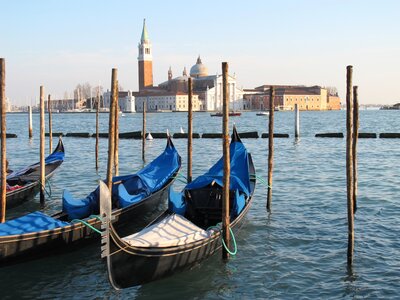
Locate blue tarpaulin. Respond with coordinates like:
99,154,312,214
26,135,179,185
63,138,181,218
0,211,69,236
185,140,251,196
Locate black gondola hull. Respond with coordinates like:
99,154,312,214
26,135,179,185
107,199,252,288
0,174,175,265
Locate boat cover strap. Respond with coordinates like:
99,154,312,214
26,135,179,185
122,214,212,247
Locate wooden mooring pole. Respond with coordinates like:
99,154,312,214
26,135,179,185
28,105,33,138
222,62,231,260
187,78,193,183
95,87,100,170
353,86,359,214
48,94,52,153
346,65,354,266
40,86,45,206
142,97,147,162
0,58,6,222
106,69,117,192
114,82,119,176
294,103,300,138
266,87,275,212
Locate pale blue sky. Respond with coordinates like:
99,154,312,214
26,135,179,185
1,0,399,105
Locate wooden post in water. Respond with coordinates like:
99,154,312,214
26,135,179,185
353,86,359,214
187,78,193,183
142,97,147,162
222,62,231,260
48,94,53,153
95,87,99,170
39,86,45,206
28,105,33,139
0,58,6,223
294,103,300,138
266,87,275,212
106,69,117,192
346,65,354,266
114,82,119,176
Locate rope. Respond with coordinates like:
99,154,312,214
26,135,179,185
173,172,187,184
250,173,272,189
39,180,52,198
221,226,237,256
71,219,102,234
89,214,103,222
207,223,238,256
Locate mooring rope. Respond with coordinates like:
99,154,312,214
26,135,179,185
207,223,238,256
71,217,102,234
250,173,272,188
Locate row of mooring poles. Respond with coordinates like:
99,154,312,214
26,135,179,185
0,58,6,223
346,65,359,266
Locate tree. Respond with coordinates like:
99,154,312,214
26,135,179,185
325,86,338,96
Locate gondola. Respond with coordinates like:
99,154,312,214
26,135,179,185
101,126,256,288
0,137,181,265
6,137,65,209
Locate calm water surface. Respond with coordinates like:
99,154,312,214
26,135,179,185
0,110,399,299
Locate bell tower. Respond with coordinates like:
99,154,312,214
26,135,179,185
138,19,153,91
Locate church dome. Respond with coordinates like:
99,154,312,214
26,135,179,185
190,56,208,78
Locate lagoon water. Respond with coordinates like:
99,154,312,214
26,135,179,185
0,110,399,299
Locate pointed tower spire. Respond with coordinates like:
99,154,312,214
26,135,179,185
182,66,187,76
138,19,153,91
141,18,149,43
168,66,172,81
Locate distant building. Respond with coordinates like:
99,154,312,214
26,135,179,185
131,19,244,112
244,85,341,111
103,90,136,112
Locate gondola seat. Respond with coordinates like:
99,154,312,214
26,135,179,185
117,176,150,208
0,211,68,236
122,214,212,247
62,190,97,220
185,187,245,228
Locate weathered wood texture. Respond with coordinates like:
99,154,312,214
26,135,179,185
222,62,230,260
266,87,275,212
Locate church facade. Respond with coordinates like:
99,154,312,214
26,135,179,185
129,20,245,112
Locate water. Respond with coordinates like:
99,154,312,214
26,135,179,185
1,110,399,299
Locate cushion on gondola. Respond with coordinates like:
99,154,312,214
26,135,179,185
233,189,245,217
168,188,186,215
118,183,148,208
122,214,211,247
62,189,93,220
0,211,69,236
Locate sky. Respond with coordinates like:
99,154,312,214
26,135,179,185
1,0,399,106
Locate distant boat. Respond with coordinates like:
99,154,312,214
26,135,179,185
180,127,184,134
210,112,241,117
256,111,269,116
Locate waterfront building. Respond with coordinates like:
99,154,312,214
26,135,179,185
103,90,136,112
244,85,341,111
132,20,244,112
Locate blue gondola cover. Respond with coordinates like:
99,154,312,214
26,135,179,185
62,139,181,218
0,211,69,236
